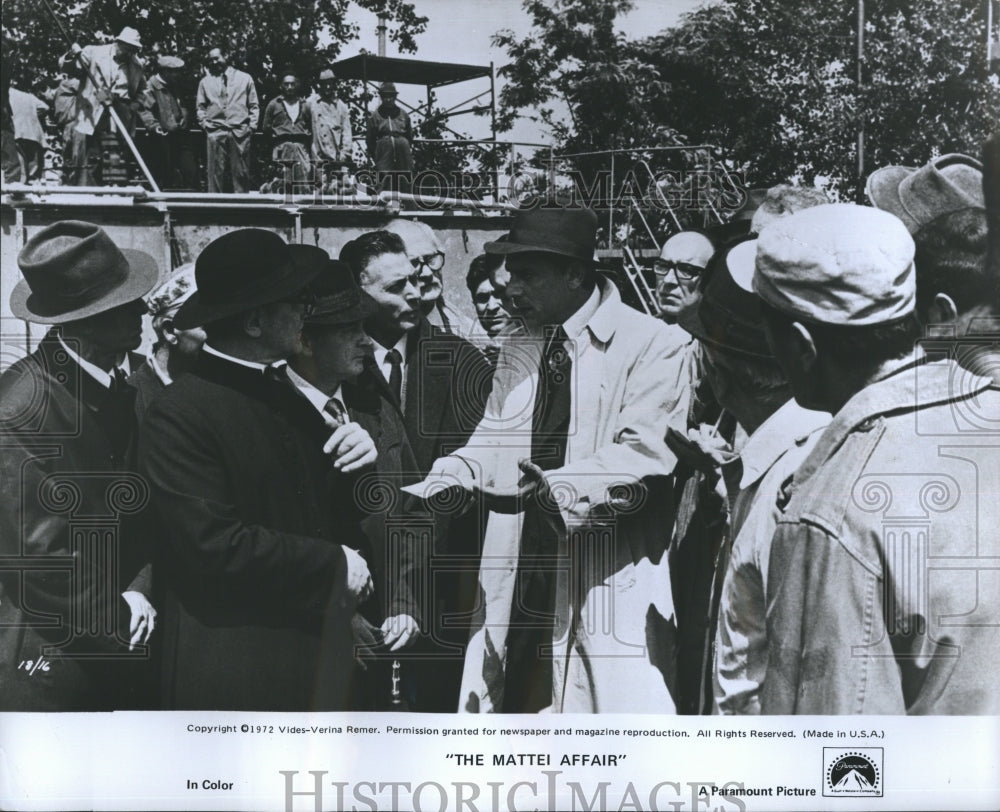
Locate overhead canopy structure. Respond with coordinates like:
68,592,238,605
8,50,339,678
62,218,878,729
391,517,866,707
330,53,496,139
331,54,491,88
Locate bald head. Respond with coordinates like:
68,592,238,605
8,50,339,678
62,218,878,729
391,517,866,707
384,219,445,310
655,231,716,325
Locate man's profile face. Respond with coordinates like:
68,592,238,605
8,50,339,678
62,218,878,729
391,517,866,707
359,252,422,340
69,298,147,355
207,49,227,75
307,321,372,381
503,252,575,329
387,222,445,306
655,232,714,324
472,278,510,338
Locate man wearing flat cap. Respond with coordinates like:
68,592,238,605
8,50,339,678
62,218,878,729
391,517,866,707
139,230,374,710
754,203,1000,715
309,68,353,193
59,26,149,186
425,205,690,713
366,81,413,193
139,55,197,190
0,221,159,710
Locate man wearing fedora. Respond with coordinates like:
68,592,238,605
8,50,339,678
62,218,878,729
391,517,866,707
754,204,1000,715
0,221,159,710
59,26,149,186
287,262,425,708
139,229,374,710
867,153,999,383
365,81,413,193
425,205,690,713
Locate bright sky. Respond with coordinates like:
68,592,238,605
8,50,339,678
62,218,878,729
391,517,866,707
341,0,707,145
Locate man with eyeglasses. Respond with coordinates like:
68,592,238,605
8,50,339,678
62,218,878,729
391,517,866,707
654,230,716,328
384,218,477,340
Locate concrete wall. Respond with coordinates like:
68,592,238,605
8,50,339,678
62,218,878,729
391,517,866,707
1,201,510,367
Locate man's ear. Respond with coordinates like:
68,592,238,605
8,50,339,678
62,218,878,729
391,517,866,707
565,261,590,291
926,292,959,326
789,321,819,373
161,318,179,346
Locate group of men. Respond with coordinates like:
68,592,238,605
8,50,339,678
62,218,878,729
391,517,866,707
11,25,414,193
1,141,997,715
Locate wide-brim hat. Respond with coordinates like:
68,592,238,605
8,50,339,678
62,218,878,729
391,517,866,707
173,231,327,329
687,237,773,359
10,220,158,324
865,153,983,234
484,206,598,264
304,260,378,325
157,55,184,70
116,27,143,50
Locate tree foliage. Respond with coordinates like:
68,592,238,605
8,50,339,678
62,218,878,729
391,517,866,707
494,0,1000,198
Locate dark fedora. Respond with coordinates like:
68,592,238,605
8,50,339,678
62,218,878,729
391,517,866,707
378,81,398,94
304,260,377,326
687,236,773,360
173,230,327,329
10,220,158,324
484,207,598,264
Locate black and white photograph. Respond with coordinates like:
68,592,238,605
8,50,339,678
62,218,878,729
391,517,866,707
1,0,998,809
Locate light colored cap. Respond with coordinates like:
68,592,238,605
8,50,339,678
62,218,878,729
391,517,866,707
753,203,915,326
146,263,197,319
116,27,143,49
157,55,184,70
318,68,336,82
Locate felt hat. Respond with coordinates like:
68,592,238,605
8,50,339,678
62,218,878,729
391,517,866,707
304,261,378,325
484,206,598,264
173,230,327,329
11,220,158,324
865,154,984,235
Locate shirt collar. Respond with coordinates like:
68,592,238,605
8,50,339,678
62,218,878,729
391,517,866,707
149,353,172,386
373,333,409,369
561,285,601,341
285,365,336,410
738,398,831,490
202,343,272,372
57,335,130,389
579,276,622,345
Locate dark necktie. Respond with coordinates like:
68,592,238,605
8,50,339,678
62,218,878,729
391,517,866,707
504,325,572,713
531,326,572,471
385,348,403,406
109,366,128,393
323,396,348,427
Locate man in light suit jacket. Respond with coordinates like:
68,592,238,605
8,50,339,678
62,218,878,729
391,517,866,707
427,205,691,713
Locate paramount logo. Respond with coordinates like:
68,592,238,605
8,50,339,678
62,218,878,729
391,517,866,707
823,748,883,797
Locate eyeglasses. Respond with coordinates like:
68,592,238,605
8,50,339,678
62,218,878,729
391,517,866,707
653,260,704,281
410,252,445,272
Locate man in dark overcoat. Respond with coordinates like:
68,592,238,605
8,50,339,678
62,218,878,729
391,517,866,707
139,229,374,710
0,220,159,710
340,230,494,711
